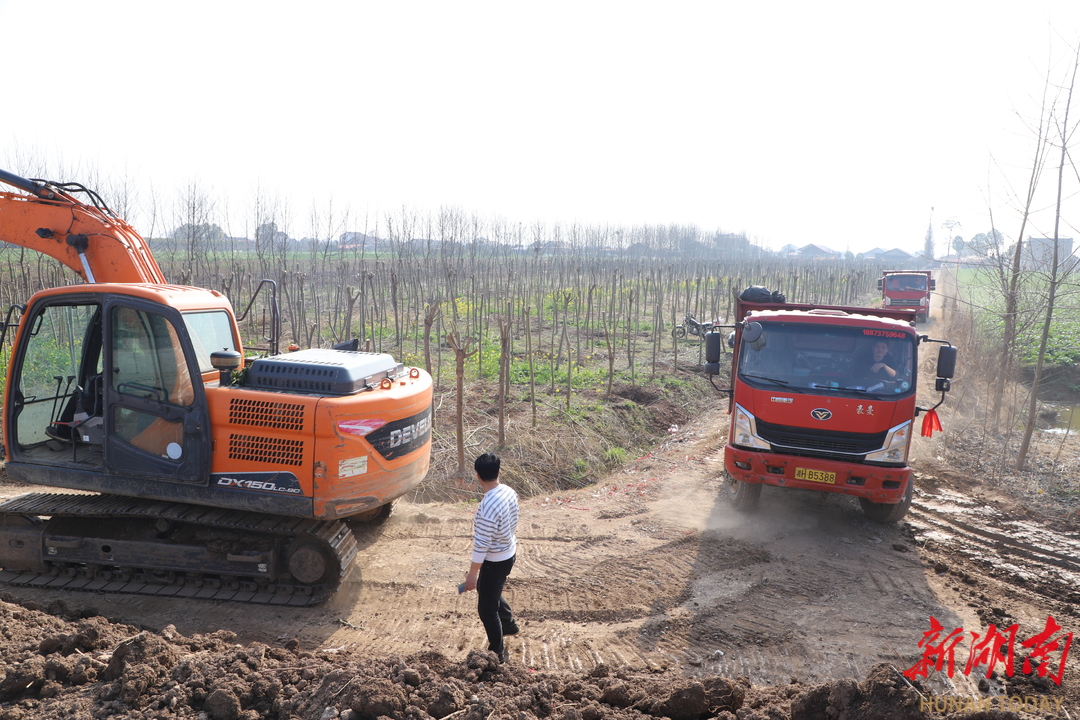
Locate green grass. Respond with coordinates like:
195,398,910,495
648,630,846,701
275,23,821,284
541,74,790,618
955,267,1080,365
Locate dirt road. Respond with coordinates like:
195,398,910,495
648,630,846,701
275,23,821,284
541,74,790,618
4,397,1075,703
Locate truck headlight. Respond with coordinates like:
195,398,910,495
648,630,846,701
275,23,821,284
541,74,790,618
864,421,911,465
883,297,892,306
919,296,928,306
733,404,771,451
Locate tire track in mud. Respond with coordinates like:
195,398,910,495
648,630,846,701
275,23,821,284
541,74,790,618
338,512,712,672
9,414,1078,693
908,488,1080,614
676,500,948,685
333,486,961,687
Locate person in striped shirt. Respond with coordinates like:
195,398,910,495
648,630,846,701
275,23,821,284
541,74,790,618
462,452,519,663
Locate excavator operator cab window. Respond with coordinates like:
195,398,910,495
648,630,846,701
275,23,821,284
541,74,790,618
109,306,194,459
11,302,100,456
182,310,237,374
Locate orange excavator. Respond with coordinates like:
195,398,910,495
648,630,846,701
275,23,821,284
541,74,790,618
0,169,433,604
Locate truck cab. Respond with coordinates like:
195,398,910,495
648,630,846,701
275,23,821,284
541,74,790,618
878,270,935,323
707,293,956,523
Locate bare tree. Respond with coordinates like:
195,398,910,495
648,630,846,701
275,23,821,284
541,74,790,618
1017,44,1080,470
446,332,477,477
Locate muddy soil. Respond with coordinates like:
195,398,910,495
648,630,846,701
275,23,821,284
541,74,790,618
0,398,1076,719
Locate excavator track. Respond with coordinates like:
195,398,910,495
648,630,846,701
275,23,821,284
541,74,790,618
0,493,358,606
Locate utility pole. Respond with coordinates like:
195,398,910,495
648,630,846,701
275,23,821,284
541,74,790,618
942,217,962,258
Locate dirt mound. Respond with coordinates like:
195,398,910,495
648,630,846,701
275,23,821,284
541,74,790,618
0,594,1036,720
612,382,691,433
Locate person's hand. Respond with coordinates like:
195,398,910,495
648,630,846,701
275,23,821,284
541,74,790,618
464,571,478,592
871,362,894,377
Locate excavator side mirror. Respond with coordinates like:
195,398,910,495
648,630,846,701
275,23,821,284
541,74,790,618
211,349,244,385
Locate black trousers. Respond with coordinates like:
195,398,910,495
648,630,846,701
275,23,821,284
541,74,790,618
476,555,515,652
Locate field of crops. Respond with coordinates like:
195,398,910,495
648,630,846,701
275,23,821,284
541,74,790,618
0,239,890,487
953,264,1080,366
1,242,887,391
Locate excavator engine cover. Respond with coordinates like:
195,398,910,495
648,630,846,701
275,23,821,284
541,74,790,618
244,349,404,396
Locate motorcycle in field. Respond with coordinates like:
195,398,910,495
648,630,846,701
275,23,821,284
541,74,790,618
672,313,715,339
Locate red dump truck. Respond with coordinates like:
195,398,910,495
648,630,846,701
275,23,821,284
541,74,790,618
705,287,956,523
878,270,935,323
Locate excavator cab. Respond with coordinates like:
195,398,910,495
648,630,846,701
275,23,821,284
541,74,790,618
5,289,212,486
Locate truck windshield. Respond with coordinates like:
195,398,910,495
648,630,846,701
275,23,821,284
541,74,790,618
738,322,916,398
886,275,927,291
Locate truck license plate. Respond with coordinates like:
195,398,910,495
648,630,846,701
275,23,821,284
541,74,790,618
795,467,836,484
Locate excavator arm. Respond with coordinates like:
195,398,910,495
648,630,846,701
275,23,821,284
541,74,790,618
0,169,166,284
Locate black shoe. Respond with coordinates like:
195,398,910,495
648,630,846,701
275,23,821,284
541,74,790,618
497,645,509,663
502,620,520,636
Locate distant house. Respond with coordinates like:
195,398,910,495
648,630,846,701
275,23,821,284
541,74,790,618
872,248,916,263
338,231,383,248
797,243,840,258
1023,237,1075,272
527,240,568,256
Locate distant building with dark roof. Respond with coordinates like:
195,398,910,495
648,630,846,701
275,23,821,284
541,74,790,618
859,246,911,263
797,243,840,258
1022,237,1075,271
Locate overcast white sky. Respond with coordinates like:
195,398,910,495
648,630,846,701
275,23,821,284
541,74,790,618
2,1,1079,255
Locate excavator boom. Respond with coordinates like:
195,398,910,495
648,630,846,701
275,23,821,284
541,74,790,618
0,169,165,284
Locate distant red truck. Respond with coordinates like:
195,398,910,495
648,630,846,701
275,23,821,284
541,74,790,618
878,270,935,323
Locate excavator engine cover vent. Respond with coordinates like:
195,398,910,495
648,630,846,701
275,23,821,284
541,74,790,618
245,349,404,396
229,398,306,430
229,433,304,466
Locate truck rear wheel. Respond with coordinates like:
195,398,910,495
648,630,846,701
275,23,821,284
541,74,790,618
858,478,913,523
725,473,761,512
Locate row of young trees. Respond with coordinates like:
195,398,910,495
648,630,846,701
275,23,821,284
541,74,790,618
0,157,897,480
945,43,1080,471
0,220,888,477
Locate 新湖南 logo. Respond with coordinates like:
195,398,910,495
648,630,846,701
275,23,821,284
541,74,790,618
905,615,1073,686
811,408,832,421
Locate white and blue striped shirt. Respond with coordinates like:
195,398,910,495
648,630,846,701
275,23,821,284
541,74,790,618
472,483,519,563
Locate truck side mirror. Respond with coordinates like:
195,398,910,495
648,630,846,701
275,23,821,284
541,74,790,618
705,331,722,375
741,321,763,344
930,279,937,291
936,345,957,379
876,278,883,291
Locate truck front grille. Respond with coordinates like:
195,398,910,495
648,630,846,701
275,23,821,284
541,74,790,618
754,419,888,463
888,298,922,306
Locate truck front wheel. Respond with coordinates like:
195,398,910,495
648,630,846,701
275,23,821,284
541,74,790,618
725,473,761,512
858,479,913,523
